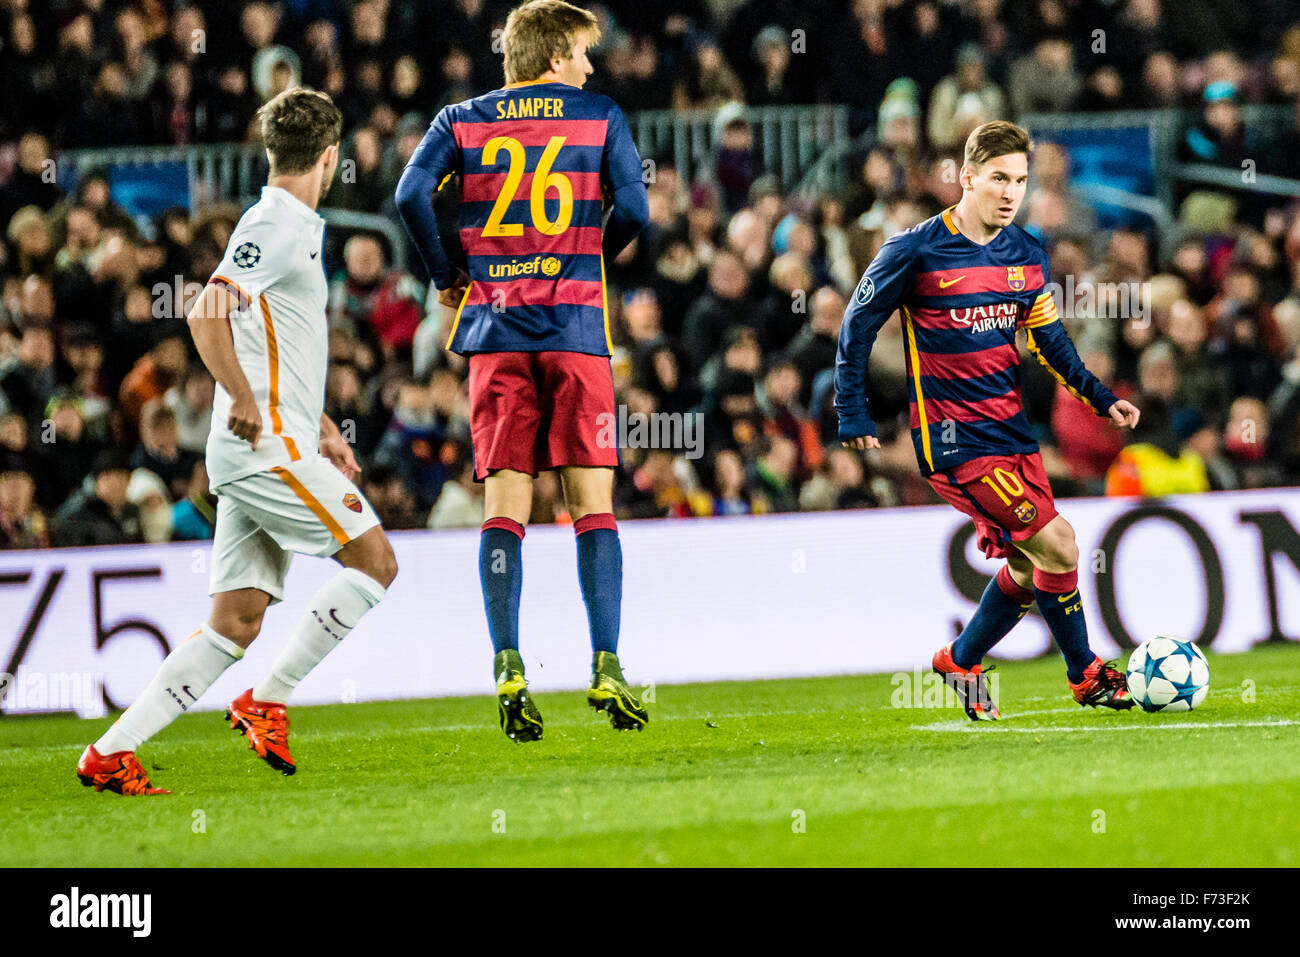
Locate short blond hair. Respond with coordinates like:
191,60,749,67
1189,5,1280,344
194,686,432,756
964,120,1033,168
502,0,601,84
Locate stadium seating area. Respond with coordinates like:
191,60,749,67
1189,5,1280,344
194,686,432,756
3,0,1300,548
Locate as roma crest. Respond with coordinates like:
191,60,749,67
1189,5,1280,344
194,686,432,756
1006,266,1026,292
343,493,362,514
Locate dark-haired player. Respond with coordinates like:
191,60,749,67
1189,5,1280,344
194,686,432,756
836,121,1141,719
396,0,649,740
77,88,398,794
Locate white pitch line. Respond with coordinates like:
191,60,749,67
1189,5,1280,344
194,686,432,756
915,718,1300,734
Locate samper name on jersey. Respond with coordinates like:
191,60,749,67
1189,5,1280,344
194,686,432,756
495,96,566,119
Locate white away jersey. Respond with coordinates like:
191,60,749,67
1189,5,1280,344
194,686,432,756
206,186,328,487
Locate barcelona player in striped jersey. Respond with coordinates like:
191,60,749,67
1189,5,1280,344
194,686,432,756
836,121,1142,719
396,0,649,740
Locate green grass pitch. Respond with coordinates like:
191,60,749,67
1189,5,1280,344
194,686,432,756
2,643,1297,867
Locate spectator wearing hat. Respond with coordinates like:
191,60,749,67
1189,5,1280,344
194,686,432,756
929,44,1007,151
52,449,141,547
747,25,798,106
35,395,106,510
126,467,173,544
1181,80,1247,169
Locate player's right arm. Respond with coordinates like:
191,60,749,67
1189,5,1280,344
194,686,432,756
835,232,919,448
186,283,262,448
599,101,649,261
395,107,469,306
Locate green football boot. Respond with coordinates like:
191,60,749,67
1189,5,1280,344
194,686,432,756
494,649,543,743
587,651,649,731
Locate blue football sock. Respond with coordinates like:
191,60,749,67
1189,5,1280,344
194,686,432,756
1033,567,1093,682
480,519,524,654
574,513,621,655
952,565,1034,670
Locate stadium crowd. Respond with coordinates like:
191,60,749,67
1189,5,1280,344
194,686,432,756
3,0,1300,549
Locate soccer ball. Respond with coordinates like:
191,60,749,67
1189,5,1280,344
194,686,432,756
1125,637,1210,713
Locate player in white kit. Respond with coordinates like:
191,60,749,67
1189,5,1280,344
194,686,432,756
77,89,398,795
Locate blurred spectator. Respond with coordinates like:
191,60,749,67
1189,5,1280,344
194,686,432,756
0,469,48,549
329,233,425,361
127,468,174,544
164,365,215,456
119,326,190,435
53,450,142,547
929,43,1006,151
747,434,799,513
171,460,217,541
426,445,485,529
131,402,200,502
1008,36,1080,117
364,462,427,530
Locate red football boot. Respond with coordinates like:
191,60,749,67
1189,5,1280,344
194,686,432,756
932,642,1000,720
1069,657,1134,710
76,745,170,795
225,689,296,775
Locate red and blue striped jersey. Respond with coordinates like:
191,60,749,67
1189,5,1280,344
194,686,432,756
835,207,1118,476
400,79,646,357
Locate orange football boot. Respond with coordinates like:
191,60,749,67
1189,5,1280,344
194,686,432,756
932,642,1001,720
1069,657,1134,710
76,744,170,795
225,689,296,774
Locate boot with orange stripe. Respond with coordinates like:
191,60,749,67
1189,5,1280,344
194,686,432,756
1069,656,1134,710
932,642,1000,720
76,745,170,795
225,689,296,774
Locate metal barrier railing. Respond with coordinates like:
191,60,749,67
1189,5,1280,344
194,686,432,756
628,104,851,192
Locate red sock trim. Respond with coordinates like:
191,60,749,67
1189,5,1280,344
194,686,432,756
573,512,617,535
482,517,525,540
1032,567,1078,593
996,565,1035,604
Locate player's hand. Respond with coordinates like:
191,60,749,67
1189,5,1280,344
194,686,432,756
841,435,881,450
228,394,262,449
1108,399,1140,429
321,434,361,480
437,269,470,309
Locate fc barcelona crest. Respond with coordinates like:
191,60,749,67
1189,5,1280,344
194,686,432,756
1013,500,1037,524
1006,266,1026,292
343,493,362,514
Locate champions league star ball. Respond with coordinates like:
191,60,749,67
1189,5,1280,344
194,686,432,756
1125,638,1210,713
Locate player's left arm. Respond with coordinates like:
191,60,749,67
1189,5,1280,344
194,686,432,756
599,102,649,261
319,412,360,479
1022,252,1139,429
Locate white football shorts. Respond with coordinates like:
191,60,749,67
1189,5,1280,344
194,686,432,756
209,453,380,603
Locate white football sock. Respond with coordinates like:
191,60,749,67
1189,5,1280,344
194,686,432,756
252,568,386,704
94,623,244,754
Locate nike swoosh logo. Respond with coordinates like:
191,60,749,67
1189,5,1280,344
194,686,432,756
938,275,966,288
310,251,318,259
181,685,197,700
1057,590,1079,603
329,608,353,629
